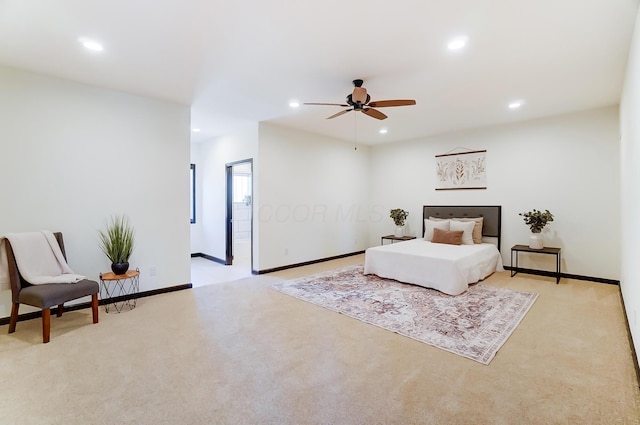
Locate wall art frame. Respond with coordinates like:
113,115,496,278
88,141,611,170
435,149,487,190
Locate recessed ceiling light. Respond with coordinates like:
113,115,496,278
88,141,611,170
192,128,201,132
447,36,467,51
379,129,388,134
78,38,104,52
508,101,524,109
289,101,300,108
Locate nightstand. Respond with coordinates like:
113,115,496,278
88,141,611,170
510,245,561,284
381,235,416,245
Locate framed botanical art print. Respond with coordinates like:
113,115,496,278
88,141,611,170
435,149,487,190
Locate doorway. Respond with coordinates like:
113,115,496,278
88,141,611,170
225,159,253,270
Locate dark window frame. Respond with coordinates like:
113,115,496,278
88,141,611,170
190,163,196,224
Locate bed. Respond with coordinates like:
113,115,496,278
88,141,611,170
363,205,504,295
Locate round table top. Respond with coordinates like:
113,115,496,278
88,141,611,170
100,269,140,280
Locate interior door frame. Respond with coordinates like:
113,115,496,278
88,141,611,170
225,158,253,269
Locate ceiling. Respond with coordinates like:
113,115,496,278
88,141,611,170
0,0,637,145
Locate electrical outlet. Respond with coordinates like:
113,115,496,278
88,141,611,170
284,248,288,255
150,266,157,277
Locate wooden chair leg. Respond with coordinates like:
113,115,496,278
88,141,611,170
91,293,99,324
42,308,51,344
8,302,19,334
57,304,64,317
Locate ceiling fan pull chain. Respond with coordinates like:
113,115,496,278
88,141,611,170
354,112,358,151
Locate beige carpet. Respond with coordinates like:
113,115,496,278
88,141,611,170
269,265,538,364
1,255,639,424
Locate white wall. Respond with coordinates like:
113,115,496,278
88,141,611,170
189,125,259,267
620,7,640,361
257,123,371,270
215,109,620,278
0,65,191,318
369,106,621,280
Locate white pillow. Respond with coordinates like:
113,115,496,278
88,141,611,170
424,219,450,241
449,220,475,245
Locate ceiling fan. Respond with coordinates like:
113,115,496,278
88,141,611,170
304,79,416,120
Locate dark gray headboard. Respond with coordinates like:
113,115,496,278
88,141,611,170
423,205,502,250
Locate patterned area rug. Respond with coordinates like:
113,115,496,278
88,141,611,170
269,265,538,364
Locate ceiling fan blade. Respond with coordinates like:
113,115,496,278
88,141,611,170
304,102,350,107
362,108,387,120
367,99,416,108
327,109,352,119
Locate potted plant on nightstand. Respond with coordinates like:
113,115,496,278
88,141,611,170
98,214,135,275
519,209,554,249
390,208,409,237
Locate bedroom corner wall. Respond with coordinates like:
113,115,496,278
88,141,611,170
0,65,191,318
369,106,621,281
257,123,371,271
620,6,640,363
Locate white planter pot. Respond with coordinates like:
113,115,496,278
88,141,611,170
529,233,544,249
394,226,404,237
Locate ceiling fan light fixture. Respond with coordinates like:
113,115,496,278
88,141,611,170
379,128,388,134
289,101,300,108
352,87,368,104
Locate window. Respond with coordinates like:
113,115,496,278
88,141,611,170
190,164,196,223
233,173,252,204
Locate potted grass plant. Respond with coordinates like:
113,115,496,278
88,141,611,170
98,214,135,275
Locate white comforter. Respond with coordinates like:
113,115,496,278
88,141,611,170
364,239,504,295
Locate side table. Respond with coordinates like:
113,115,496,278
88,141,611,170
510,245,561,284
381,235,417,245
99,269,140,313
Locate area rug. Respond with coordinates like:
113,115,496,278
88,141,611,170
268,265,538,364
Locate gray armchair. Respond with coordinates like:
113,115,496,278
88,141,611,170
5,232,99,343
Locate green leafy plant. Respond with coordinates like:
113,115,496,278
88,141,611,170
98,214,135,264
519,209,554,233
389,208,409,226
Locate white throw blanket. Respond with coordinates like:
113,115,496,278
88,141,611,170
5,231,87,285
0,240,9,290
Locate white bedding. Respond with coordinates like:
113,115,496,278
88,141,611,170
363,239,504,295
